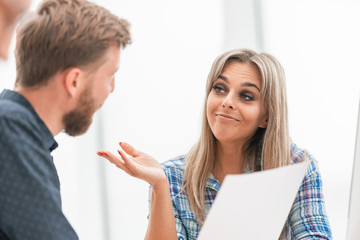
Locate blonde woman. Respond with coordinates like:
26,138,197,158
98,49,332,239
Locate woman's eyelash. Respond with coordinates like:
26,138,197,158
240,92,254,101
212,84,225,92
212,84,255,101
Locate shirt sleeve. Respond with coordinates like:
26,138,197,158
288,157,332,239
164,165,190,240
147,185,188,240
172,202,188,240
147,168,187,240
0,116,78,240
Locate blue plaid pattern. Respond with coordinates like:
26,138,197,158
156,143,332,240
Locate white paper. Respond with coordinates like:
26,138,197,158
198,161,310,240
346,98,360,240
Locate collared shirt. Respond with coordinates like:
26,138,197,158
157,143,332,240
0,89,78,240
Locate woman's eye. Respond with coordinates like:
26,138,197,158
240,93,254,101
212,84,225,93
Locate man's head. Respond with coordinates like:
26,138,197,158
15,0,131,88
0,0,31,59
15,0,131,136
62,44,121,136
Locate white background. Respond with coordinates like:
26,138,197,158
1,0,359,239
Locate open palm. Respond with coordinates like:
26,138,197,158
97,142,166,187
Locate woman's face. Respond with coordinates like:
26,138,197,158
206,60,268,145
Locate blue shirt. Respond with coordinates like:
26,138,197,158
0,89,78,240
158,143,332,239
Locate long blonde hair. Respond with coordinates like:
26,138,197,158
184,49,291,224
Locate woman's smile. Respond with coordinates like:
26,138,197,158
215,113,240,122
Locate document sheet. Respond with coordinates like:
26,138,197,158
198,161,310,240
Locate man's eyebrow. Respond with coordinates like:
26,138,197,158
218,75,261,92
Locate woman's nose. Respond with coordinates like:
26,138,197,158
222,93,235,110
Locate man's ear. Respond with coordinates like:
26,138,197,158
258,118,268,129
64,67,82,98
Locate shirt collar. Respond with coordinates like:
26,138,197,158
0,89,58,152
207,164,255,191
207,173,222,191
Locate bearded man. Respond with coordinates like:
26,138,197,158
0,0,131,239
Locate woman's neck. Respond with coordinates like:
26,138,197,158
213,141,246,183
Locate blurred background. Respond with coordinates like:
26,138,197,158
1,0,359,239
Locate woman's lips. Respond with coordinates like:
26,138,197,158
216,113,240,122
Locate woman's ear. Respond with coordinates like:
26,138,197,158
258,118,268,129
63,67,82,98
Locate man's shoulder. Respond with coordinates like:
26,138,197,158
0,98,34,123
0,99,41,143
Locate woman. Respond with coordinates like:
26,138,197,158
98,49,332,239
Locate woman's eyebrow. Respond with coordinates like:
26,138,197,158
218,75,227,81
218,75,260,92
242,82,260,92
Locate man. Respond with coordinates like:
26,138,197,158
0,0,131,239
0,0,31,59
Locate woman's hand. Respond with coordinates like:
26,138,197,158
99,142,178,240
97,142,167,187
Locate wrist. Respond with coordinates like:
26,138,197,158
151,174,169,192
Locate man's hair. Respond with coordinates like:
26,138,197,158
15,0,131,87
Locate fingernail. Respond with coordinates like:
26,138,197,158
117,150,121,155
119,142,123,146
97,152,103,156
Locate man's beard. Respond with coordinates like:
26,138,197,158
62,87,97,137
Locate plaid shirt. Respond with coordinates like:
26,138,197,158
155,143,332,240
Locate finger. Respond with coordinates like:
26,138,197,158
98,150,135,176
119,142,142,158
97,150,128,171
117,149,137,176
97,150,124,166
